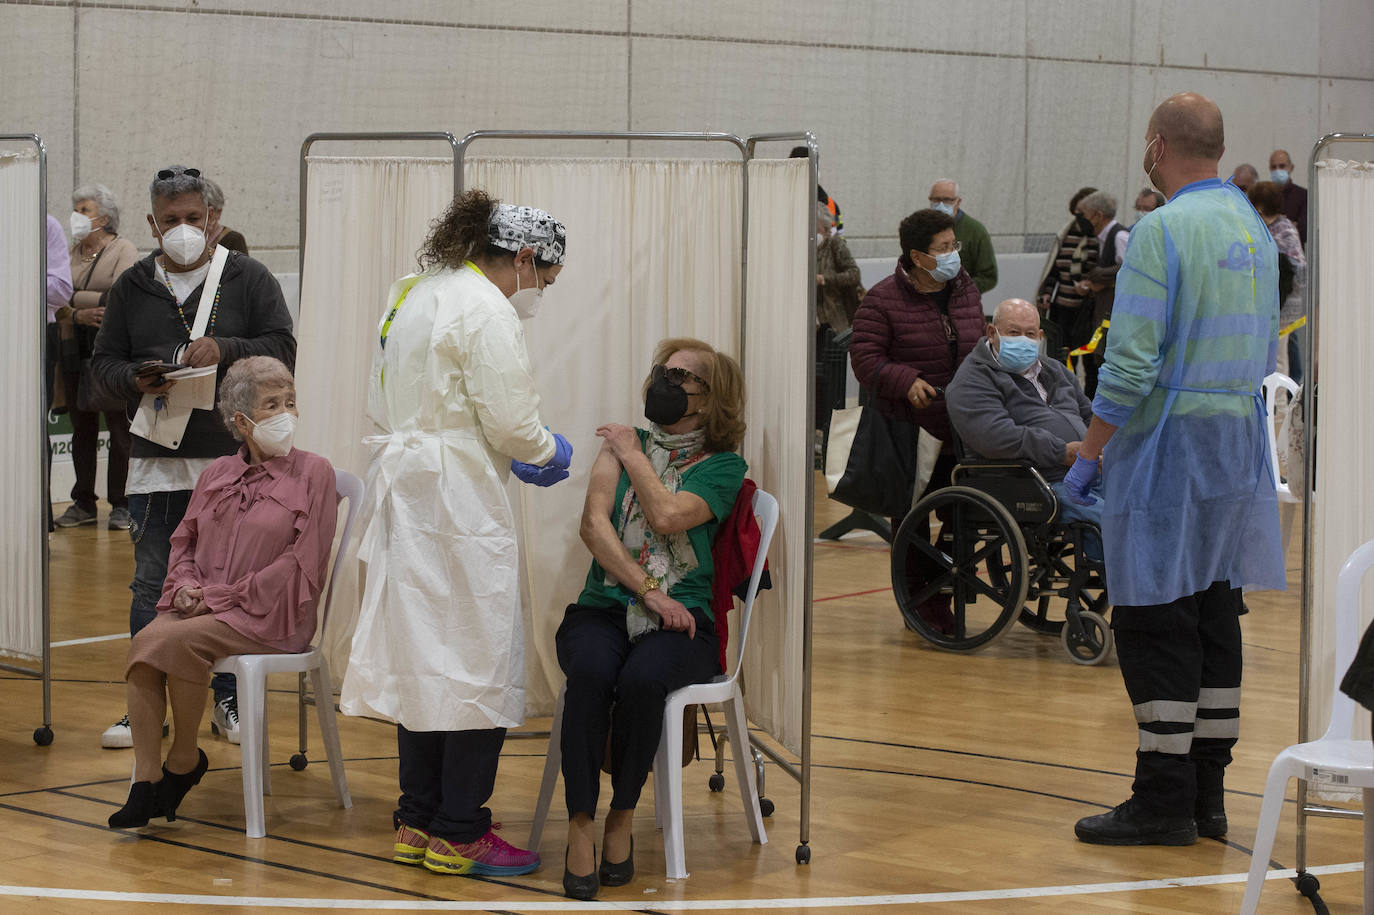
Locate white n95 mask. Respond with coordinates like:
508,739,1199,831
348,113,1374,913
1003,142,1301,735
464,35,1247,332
244,411,297,458
159,223,208,266
508,259,545,319
70,211,93,241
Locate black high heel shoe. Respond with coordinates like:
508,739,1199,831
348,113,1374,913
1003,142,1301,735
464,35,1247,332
599,836,634,886
563,845,599,900
158,748,209,822
108,781,161,829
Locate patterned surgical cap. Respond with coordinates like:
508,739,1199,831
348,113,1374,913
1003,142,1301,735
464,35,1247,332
487,204,567,265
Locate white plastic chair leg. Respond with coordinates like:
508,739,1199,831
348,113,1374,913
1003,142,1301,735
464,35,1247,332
236,664,267,838
653,749,667,829
723,690,767,845
1364,787,1372,915
658,698,689,880
1240,760,1296,915
260,693,272,797
529,686,565,850
310,659,351,809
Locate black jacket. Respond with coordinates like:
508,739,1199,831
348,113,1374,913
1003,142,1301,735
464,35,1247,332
91,250,296,460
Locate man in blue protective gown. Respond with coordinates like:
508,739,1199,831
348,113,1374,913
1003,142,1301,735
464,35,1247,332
1063,92,1284,846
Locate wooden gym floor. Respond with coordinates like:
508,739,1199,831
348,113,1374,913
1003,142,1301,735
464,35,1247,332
0,474,1362,914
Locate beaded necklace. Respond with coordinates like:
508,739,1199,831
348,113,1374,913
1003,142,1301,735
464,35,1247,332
159,257,220,336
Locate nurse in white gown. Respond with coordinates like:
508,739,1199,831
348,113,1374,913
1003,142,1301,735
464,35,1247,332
341,190,573,878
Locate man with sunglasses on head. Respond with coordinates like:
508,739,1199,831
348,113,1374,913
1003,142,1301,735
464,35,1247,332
91,165,295,751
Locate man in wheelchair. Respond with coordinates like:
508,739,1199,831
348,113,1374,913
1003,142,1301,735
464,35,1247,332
945,297,1102,558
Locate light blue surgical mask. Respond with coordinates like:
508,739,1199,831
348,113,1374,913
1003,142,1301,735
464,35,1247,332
1270,168,1290,185
995,334,1040,373
930,202,955,217
929,249,961,283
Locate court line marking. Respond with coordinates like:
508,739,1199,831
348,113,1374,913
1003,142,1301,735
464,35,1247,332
50,632,129,647
0,862,1362,909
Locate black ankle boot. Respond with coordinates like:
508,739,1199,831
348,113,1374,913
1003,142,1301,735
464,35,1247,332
563,846,599,900
599,836,635,886
1074,796,1197,846
1195,792,1228,837
109,781,161,829
158,748,209,822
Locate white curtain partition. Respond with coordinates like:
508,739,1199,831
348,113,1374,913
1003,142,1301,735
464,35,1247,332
295,156,455,686
1309,158,1374,754
297,153,811,754
0,148,44,661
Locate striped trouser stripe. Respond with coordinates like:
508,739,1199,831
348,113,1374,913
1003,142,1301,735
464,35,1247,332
1198,686,1241,708
1134,700,1197,755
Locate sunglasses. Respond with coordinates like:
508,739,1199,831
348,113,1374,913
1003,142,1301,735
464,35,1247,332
156,167,201,180
652,363,710,392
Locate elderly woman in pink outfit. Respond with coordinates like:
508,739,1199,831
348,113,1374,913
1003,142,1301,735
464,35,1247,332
109,356,337,829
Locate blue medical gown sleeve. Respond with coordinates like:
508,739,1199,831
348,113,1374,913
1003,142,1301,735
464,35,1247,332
1091,214,1170,427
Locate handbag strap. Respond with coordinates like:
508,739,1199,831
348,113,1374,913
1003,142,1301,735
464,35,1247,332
190,245,230,341
76,241,111,293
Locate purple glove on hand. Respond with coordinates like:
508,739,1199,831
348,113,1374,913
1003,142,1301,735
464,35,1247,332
1062,453,1100,505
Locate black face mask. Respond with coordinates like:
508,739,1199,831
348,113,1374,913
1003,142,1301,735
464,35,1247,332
1074,215,1094,236
644,378,691,426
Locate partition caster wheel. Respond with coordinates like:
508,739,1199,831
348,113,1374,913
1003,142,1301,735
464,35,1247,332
759,797,775,817
708,773,725,792
1293,871,1320,897
289,753,308,771
33,726,53,746
796,844,811,865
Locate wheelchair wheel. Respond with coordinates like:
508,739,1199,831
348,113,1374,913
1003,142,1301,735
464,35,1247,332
892,486,1029,651
1061,609,1112,665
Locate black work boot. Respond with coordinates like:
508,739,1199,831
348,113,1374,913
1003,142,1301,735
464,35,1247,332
1194,760,1228,838
1074,796,1197,846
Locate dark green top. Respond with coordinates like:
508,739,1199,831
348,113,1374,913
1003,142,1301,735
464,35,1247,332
576,429,746,620
954,210,999,294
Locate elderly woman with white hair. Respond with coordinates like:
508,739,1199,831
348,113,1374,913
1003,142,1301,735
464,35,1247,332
52,183,139,530
108,356,337,829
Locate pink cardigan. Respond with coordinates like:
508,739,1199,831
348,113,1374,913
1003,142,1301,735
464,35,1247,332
157,447,338,653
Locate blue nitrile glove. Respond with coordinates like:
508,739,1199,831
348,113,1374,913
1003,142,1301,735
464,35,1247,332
1062,453,1100,505
510,433,573,487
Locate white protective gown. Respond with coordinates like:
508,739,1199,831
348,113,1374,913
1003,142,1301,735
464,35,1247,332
340,265,555,731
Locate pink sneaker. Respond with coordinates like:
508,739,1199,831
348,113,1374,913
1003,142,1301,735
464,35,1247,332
423,826,541,876
393,822,430,866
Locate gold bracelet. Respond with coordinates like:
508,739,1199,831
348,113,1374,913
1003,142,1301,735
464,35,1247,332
635,575,661,599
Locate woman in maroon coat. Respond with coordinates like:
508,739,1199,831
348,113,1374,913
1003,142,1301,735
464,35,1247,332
849,208,986,632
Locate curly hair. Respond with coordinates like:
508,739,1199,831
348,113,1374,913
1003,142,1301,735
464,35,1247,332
645,337,747,453
418,189,501,271
898,208,956,256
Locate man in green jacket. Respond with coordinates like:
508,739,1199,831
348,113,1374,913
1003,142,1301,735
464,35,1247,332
928,179,998,293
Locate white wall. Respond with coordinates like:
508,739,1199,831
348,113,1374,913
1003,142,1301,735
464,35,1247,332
3,1,1372,270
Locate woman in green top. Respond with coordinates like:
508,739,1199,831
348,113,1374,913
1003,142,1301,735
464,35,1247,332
557,337,747,900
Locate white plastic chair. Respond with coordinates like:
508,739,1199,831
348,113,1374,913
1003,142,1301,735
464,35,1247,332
528,488,779,879
1262,371,1301,505
1240,538,1374,915
209,468,362,838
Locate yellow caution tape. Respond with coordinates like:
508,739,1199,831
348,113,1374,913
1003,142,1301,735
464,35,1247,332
1067,319,1111,369
1280,316,1306,338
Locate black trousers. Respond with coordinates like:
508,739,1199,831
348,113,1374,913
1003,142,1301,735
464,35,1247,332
892,451,957,598
1112,581,1243,814
61,368,131,511
555,602,719,817
394,724,506,844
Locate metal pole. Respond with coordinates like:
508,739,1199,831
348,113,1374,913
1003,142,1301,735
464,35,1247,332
1295,131,1374,876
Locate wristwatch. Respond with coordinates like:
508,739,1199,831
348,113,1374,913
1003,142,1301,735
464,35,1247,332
635,575,661,599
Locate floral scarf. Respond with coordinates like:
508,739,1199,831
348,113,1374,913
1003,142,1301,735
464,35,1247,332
609,425,708,641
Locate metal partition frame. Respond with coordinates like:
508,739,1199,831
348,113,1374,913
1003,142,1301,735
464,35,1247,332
454,129,818,864
1294,131,1374,883
0,133,52,746
297,131,460,287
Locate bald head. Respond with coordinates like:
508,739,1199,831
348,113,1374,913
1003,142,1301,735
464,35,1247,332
1232,163,1259,192
1269,149,1294,171
992,298,1040,331
1149,92,1225,162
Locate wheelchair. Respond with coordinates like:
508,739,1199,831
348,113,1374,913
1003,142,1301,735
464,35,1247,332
890,448,1113,665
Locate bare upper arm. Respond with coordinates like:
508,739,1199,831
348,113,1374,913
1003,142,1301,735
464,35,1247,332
580,442,622,532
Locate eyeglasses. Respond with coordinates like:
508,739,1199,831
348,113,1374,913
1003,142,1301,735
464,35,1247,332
929,196,958,205
928,241,962,255
155,167,201,181
652,363,710,393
